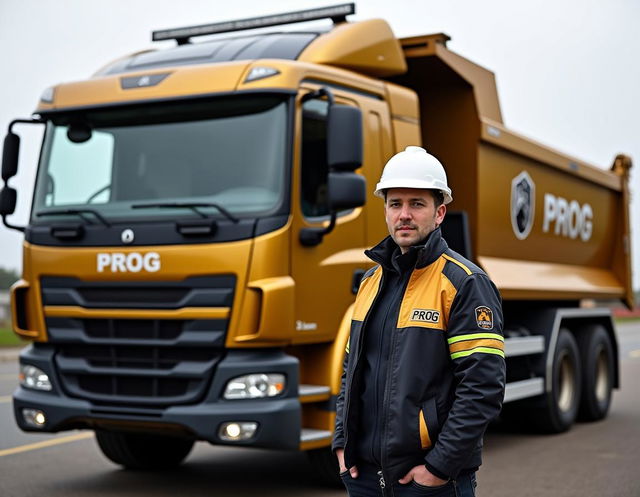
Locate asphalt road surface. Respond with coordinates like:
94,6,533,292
1,321,639,497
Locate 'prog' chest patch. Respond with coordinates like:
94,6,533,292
410,308,440,323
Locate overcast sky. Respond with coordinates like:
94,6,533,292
0,0,638,290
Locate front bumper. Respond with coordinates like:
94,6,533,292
13,344,301,450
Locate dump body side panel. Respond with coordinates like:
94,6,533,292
391,35,632,305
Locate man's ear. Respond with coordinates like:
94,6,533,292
435,204,446,226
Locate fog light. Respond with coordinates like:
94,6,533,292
19,365,52,391
23,408,47,428
219,421,258,441
223,373,285,399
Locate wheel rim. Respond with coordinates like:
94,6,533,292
594,344,610,403
557,351,576,413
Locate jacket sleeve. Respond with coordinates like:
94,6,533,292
332,347,349,452
424,273,506,479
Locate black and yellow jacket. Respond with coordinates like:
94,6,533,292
333,228,506,482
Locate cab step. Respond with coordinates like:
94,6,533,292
299,384,331,403
301,428,333,443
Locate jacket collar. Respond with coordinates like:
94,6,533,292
365,227,449,271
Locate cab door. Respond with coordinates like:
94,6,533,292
290,84,391,345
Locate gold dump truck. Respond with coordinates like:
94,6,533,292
0,3,633,481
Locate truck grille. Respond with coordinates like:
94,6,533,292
41,276,235,407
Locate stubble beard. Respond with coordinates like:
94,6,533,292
392,218,437,251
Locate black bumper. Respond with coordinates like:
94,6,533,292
13,345,301,450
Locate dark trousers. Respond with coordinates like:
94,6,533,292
340,466,476,497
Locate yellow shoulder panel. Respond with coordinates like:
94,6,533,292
442,253,473,276
352,267,382,322
397,258,457,330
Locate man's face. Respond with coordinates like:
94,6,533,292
384,188,446,253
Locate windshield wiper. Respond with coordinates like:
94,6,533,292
35,208,111,227
131,202,239,223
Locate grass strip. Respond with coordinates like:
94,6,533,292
0,327,28,347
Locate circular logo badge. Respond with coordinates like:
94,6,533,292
121,229,135,244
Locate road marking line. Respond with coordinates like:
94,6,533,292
0,432,93,457
0,395,12,403
630,349,640,359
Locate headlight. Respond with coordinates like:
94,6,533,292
223,373,285,399
19,365,52,391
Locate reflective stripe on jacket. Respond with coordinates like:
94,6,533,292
333,228,506,482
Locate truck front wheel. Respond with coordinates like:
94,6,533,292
95,430,194,470
576,325,614,421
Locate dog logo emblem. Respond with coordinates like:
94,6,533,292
475,306,493,330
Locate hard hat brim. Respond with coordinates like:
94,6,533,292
374,180,453,204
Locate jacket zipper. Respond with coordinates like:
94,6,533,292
377,470,386,490
371,271,404,466
380,269,413,487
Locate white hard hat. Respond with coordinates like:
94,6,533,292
374,146,453,204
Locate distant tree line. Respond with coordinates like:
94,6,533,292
0,267,19,290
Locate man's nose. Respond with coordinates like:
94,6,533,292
399,204,412,219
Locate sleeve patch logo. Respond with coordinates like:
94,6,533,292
411,309,440,323
475,306,494,330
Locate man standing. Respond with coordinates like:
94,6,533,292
333,146,506,496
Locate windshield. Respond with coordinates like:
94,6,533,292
32,95,289,223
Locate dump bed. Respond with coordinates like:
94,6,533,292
391,34,633,308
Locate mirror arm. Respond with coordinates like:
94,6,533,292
2,214,25,233
301,86,334,105
8,117,44,133
299,211,337,247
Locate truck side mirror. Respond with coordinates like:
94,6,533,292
327,105,363,171
328,172,366,211
0,187,17,215
299,88,365,247
1,118,44,232
2,131,20,181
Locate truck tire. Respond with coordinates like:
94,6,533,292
306,447,341,486
576,325,614,421
95,430,194,470
533,328,582,433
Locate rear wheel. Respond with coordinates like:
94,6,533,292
95,430,194,470
307,447,341,486
532,328,581,433
576,325,614,421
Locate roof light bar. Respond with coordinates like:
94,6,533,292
152,3,355,44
